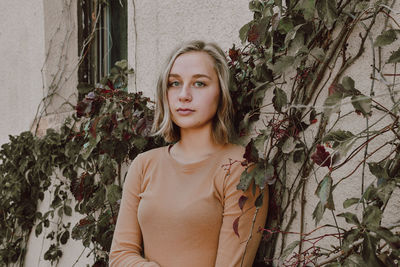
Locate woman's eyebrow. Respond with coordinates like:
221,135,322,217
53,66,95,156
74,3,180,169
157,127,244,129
168,73,212,79
192,74,212,79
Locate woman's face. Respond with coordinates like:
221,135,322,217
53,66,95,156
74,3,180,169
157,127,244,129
167,51,220,132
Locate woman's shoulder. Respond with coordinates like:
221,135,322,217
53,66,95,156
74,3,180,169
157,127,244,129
135,146,168,162
220,143,246,162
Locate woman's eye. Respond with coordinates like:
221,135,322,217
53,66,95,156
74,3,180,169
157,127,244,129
194,81,205,87
169,81,180,87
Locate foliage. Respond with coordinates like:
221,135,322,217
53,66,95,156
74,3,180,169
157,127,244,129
231,0,400,266
1,0,400,266
0,66,164,265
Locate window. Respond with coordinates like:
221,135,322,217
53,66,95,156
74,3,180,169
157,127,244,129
77,0,127,92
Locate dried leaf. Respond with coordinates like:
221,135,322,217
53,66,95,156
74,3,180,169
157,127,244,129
233,216,240,237
238,195,248,211
311,144,331,167
243,140,259,163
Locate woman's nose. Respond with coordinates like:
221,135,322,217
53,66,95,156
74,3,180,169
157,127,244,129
178,84,192,102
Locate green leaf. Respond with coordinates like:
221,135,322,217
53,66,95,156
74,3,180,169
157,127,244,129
115,59,128,70
325,263,341,267
64,205,72,216
278,17,294,33
107,184,122,204
310,47,325,62
362,206,382,227
342,76,355,91
342,228,360,252
315,174,334,209
60,230,70,245
271,56,295,75
324,92,343,115
351,94,371,116
316,0,338,30
363,184,377,201
374,29,398,47
376,180,396,204
343,197,360,209
282,137,296,154
294,0,315,20
387,47,400,63
35,223,43,237
237,169,253,191
312,201,325,225
280,240,300,260
284,23,305,47
255,193,264,208
368,162,389,180
77,83,94,95
362,233,385,267
252,163,270,190
253,130,270,157
323,130,355,148
337,212,360,225
273,87,288,112
239,22,252,44
343,254,365,266
372,226,400,250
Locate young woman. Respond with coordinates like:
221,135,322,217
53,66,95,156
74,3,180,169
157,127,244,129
109,40,268,267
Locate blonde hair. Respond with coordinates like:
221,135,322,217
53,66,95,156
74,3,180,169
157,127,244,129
152,40,233,144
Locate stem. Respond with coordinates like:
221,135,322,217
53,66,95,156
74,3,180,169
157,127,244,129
240,206,260,267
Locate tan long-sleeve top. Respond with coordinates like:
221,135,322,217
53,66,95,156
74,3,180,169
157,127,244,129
109,144,268,267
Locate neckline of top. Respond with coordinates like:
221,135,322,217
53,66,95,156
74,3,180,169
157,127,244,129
165,144,231,170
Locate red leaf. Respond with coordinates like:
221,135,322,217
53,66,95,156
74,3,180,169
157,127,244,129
229,48,239,62
311,144,331,167
310,119,318,124
248,25,259,43
89,117,100,138
107,80,115,90
238,195,248,211
243,140,258,163
233,216,240,237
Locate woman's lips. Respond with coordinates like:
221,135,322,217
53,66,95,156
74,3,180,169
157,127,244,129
176,108,194,115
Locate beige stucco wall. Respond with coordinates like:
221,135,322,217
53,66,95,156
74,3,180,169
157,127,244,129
128,0,252,97
0,0,46,145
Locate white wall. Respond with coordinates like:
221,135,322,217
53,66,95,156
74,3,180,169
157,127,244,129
0,0,45,145
128,0,252,98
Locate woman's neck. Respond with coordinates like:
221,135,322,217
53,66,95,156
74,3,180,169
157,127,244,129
170,127,224,164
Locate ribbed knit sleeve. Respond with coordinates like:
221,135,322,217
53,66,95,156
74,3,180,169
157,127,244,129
214,163,269,267
109,155,160,267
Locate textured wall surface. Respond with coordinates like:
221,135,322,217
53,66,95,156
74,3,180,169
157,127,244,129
0,0,45,145
128,0,252,97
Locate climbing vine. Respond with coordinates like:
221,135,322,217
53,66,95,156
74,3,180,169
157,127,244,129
1,0,400,266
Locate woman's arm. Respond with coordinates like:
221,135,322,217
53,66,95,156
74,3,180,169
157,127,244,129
109,155,160,267
215,165,269,267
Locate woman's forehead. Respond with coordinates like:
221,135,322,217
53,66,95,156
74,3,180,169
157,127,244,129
169,51,217,78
